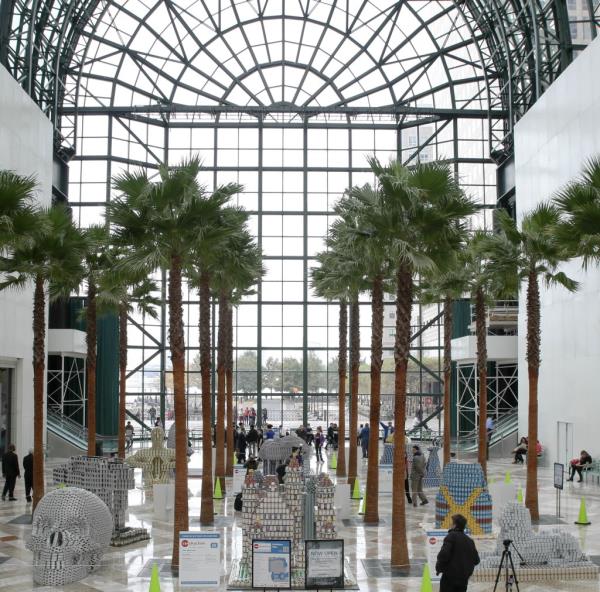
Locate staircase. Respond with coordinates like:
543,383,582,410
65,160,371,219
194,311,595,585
457,409,519,456
47,409,117,456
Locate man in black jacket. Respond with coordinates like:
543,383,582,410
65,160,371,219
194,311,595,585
2,444,20,501
435,514,480,592
23,449,33,503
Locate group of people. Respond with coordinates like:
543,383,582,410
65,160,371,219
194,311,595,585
238,407,258,427
512,436,543,464
2,445,33,502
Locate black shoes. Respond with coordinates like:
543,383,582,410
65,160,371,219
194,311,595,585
26,496,32,503
8,497,17,501
420,500,429,506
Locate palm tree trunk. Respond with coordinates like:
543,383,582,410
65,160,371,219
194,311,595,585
215,291,227,493
391,264,412,566
86,281,97,457
170,254,189,568
443,296,453,466
337,300,347,477
365,275,383,523
348,299,360,487
475,286,487,475
118,303,127,459
32,274,46,510
526,270,540,520
225,301,234,477
199,270,214,525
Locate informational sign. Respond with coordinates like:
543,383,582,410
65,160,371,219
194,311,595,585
179,532,221,588
252,540,291,589
232,465,246,494
425,529,448,583
305,539,344,589
554,463,564,490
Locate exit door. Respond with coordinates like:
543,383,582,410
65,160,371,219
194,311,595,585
556,421,574,468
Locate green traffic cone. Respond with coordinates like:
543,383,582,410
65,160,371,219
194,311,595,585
420,563,433,592
358,491,366,515
575,497,591,525
149,562,161,592
330,451,338,470
504,471,512,484
351,477,362,500
517,486,523,504
213,477,223,500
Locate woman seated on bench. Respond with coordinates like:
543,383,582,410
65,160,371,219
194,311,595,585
512,437,528,464
567,450,593,482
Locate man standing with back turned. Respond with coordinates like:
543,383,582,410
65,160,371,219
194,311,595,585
436,513,480,592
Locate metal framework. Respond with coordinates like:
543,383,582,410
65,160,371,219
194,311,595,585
455,361,518,440
0,0,598,430
47,354,86,422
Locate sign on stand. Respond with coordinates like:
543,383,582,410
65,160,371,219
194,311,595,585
554,462,564,517
425,530,447,583
252,539,291,589
179,532,221,588
232,465,246,494
305,540,344,589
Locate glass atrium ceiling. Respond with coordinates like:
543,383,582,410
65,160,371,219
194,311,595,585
1,1,598,158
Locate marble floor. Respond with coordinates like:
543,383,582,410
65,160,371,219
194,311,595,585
1,446,600,591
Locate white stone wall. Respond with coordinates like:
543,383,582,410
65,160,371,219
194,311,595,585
0,64,53,457
515,36,600,466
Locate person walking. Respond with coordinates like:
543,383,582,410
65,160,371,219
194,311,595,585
236,428,247,464
404,451,412,505
246,426,259,457
360,423,370,459
148,406,156,425
265,424,275,440
125,421,135,451
357,424,363,446
23,449,33,503
314,427,324,463
2,444,20,501
410,445,428,506
435,514,480,592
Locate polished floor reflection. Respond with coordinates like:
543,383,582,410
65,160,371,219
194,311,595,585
1,445,600,591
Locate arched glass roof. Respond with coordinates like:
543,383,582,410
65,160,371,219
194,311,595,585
1,1,598,158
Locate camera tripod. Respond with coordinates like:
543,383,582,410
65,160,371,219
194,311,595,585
493,539,525,592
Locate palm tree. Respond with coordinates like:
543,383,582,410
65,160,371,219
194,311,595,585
108,157,209,568
187,196,245,526
368,158,476,566
333,187,393,524
81,225,111,456
461,232,518,477
487,207,576,520
0,171,39,250
420,260,471,466
97,262,160,459
0,203,85,510
212,228,263,493
311,252,349,477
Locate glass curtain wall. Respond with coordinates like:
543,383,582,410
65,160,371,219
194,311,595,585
68,109,496,433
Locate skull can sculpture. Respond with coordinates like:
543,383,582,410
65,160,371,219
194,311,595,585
27,487,113,586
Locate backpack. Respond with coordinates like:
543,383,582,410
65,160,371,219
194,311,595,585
234,492,243,512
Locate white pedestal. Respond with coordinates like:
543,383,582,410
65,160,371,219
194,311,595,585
379,465,393,494
154,483,175,521
334,483,351,519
